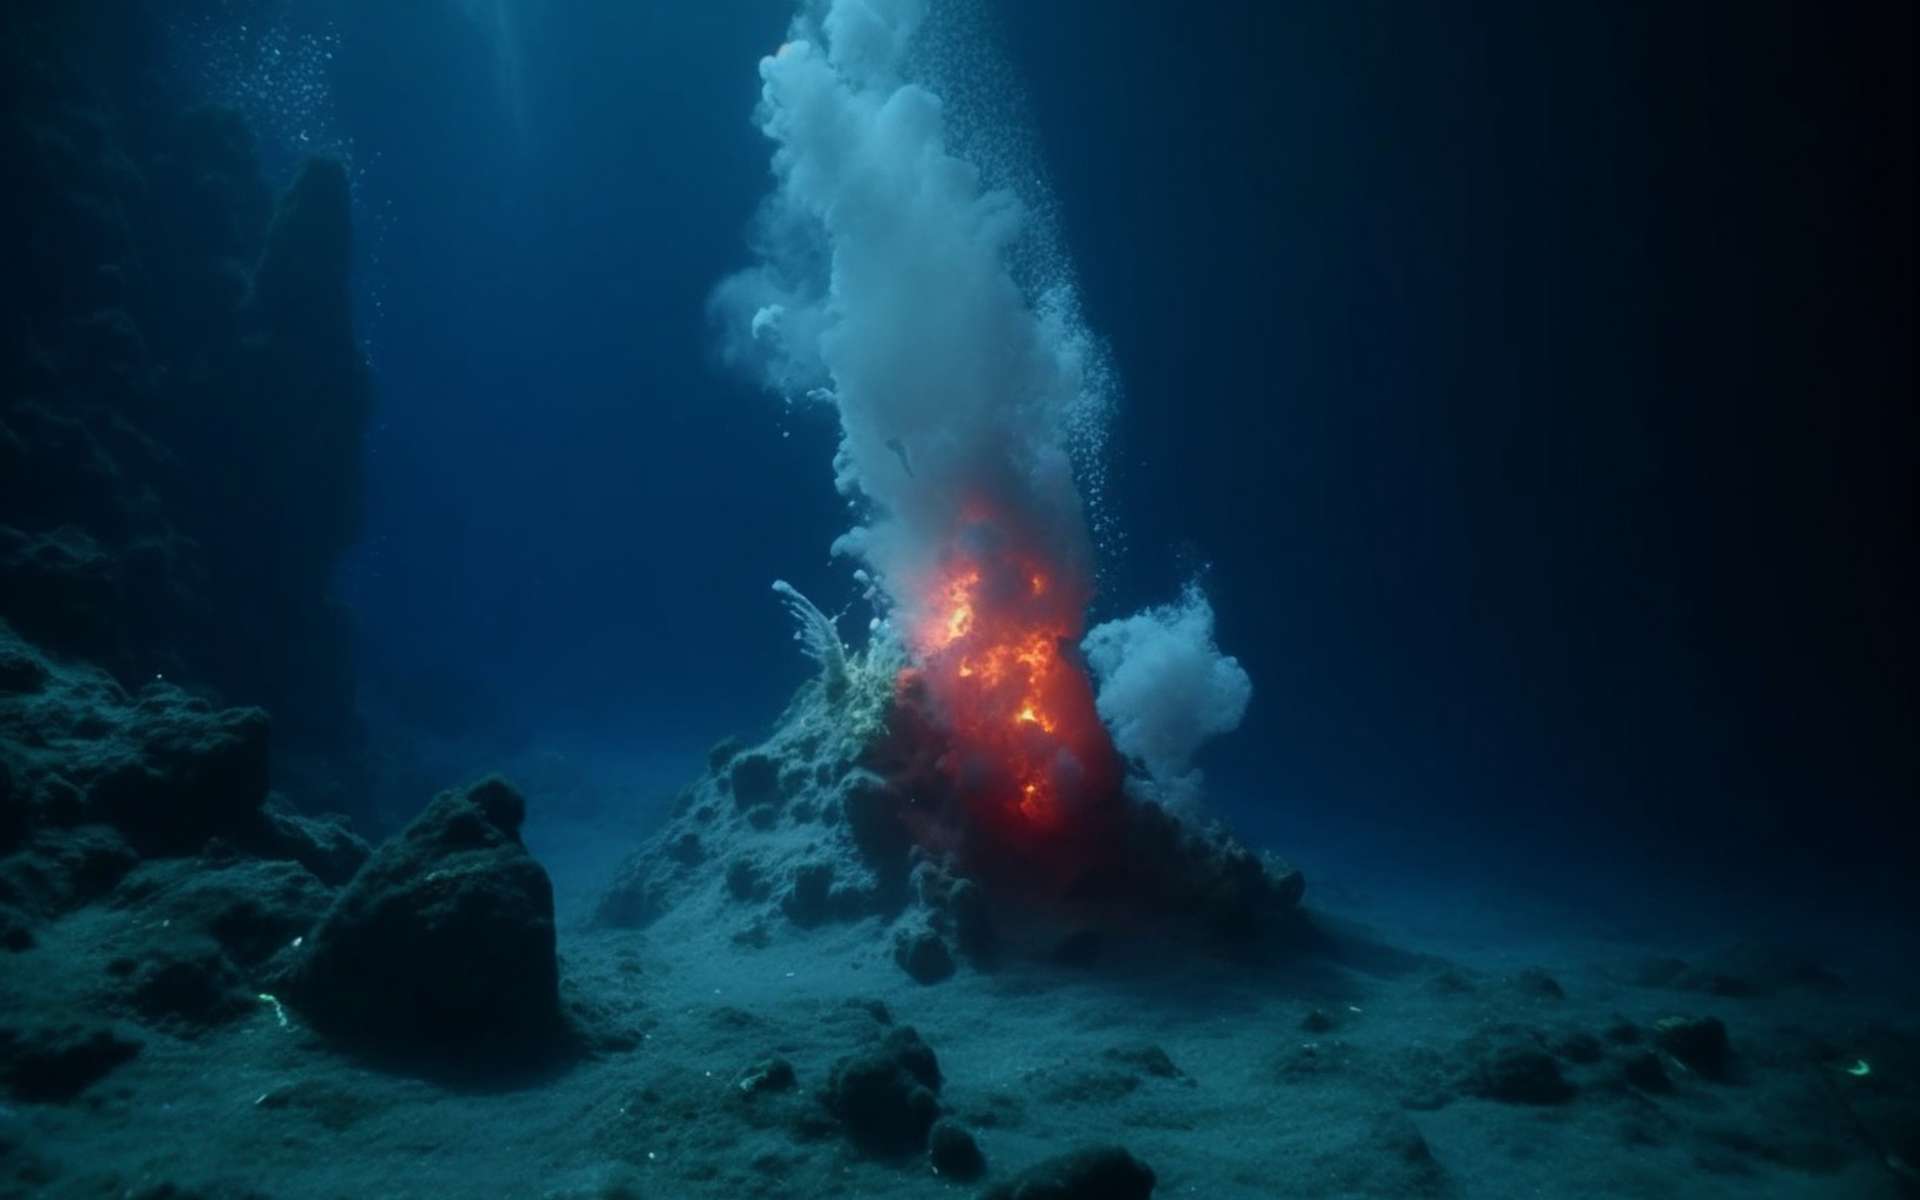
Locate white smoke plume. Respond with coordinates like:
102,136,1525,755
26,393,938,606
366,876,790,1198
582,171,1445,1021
1084,585,1253,808
712,0,1102,631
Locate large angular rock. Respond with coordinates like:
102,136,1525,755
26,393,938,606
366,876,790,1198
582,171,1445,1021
281,776,566,1063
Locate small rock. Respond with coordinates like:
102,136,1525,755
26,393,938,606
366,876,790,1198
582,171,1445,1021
783,861,835,926
708,736,743,772
1511,967,1565,1000
822,1025,943,1154
1554,1030,1605,1064
885,1026,941,1091
1622,1050,1673,1093
983,1144,1157,1200
1467,1044,1574,1105
840,772,911,865
1369,1110,1443,1175
1603,1018,1643,1045
1103,1044,1181,1078
893,926,955,985
730,752,780,809
725,858,767,902
927,1118,985,1180
1426,969,1476,996
1653,1015,1730,1080
1301,1009,1337,1033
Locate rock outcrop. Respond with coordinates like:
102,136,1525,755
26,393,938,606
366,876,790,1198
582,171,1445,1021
0,624,367,924
1,1,373,780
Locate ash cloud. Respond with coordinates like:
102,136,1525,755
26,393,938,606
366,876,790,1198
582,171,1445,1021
1084,585,1252,807
711,0,1102,629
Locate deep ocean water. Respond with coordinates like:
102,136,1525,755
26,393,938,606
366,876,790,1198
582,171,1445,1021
1,2,1913,1198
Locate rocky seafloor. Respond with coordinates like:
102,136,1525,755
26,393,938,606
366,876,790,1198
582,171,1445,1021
5,3,1919,1197
6,613,1920,1199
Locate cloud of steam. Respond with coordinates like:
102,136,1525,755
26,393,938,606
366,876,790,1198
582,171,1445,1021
1084,585,1253,806
712,0,1103,630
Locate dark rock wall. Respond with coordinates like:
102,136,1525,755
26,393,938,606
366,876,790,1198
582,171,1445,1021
1,1,371,756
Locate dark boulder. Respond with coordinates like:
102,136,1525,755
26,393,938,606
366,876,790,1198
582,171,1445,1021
280,776,567,1064
983,1145,1157,1200
1301,1009,1338,1033
927,1118,985,1180
822,1025,944,1154
894,925,956,984
729,751,780,809
1622,1050,1674,1093
1466,1044,1575,1105
1653,1015,1731,1080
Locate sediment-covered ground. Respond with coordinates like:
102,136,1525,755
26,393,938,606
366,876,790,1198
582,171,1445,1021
3,646,1915,1199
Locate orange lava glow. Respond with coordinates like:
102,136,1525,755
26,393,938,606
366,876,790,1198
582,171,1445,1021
898,514,1118,838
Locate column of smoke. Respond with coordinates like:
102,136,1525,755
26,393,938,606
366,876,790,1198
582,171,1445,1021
715,0,1251,824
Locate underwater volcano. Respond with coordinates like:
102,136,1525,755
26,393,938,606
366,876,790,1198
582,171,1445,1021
659,0,1295,942
2,0,1914,1197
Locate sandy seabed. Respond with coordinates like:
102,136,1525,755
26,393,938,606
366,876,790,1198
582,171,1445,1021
6,782,1915,1200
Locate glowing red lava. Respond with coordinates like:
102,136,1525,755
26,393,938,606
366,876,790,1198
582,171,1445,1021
897,510,1120,843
